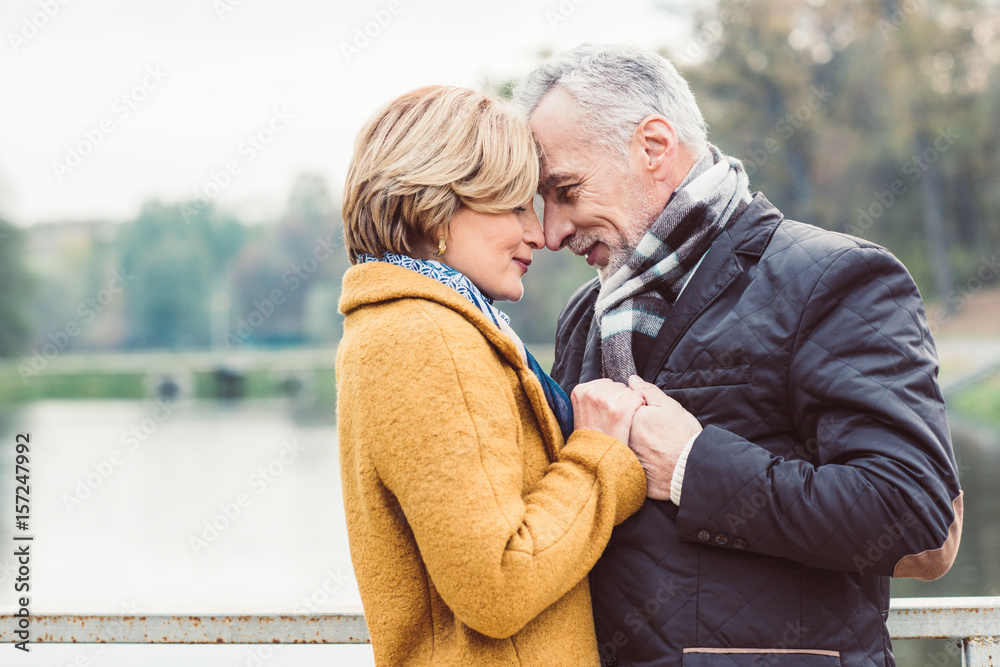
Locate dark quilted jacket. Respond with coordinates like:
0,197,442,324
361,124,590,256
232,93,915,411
551,195,963,667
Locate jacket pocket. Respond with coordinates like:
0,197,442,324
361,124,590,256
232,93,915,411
655,364,751,391
682,648,841,666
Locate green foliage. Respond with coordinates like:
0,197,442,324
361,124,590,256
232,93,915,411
15,173,350,357
679,0,1000,303
950,372,1000,429
227,174,347,347
0,371,146,402
130,236,212,348
117,202,216,348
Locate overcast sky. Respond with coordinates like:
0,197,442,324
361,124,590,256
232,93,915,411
1,0,696,226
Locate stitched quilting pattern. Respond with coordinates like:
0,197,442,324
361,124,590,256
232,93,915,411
555,196,959,667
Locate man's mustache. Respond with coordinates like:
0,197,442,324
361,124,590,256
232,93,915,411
567,234,604,256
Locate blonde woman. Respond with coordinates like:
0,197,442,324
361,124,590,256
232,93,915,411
337,86,648,666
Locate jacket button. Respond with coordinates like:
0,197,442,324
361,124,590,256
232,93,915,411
715,533,730,546
697,529,711,542
602,656,618,667
733,537,747,549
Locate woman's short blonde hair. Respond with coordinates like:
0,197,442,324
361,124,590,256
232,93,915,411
342,85,540,263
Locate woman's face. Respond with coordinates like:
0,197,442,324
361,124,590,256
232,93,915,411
440,202,544,302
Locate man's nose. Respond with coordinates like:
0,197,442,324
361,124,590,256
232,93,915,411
542,202,574,252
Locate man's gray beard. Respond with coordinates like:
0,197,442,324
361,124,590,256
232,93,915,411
597,224,646,282
596,185,663,283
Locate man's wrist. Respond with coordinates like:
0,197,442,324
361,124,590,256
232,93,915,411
669,431,700,506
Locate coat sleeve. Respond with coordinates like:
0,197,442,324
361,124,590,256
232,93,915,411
675,246,963,580
363,303,646,638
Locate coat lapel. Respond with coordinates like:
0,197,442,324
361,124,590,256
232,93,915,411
639,194,782,380
576,231,744,385
443,300,566,459
640,220,744,381
476,321,566,461
581,316,604,384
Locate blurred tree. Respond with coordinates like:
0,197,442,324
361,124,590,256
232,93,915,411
227,239,303,347
280,174,338,259
118,201,246,349
128,237,211,348
0,218,35,356
227,174,346,347
676,0,1000,304
26,222,115,353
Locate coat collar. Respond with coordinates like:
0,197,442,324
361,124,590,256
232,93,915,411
340,261,566,459
577,193,784,382
640,193,783,378
341,262,527,370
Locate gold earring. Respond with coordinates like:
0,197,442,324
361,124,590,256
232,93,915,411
434,238,446,257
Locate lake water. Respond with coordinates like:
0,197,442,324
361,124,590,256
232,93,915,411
1,399,996,666
0,399,374,666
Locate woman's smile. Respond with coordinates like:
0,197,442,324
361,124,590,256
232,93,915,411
438,203,544,302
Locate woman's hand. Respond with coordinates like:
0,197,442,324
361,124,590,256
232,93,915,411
570,379,645,444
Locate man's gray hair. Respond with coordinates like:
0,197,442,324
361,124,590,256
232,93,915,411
513,44,708,160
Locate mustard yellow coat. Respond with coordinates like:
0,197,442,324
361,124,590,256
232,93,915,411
336,262,646,666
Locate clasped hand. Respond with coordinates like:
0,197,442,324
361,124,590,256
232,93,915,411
571,376,702,500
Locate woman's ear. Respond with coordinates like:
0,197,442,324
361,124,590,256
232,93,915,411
409,228,443,260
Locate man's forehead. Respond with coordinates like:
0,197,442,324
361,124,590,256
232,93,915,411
535,142,596,194
529,87,580,143
530,89,586,189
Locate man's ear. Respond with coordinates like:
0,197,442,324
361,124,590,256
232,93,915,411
634,115,678,182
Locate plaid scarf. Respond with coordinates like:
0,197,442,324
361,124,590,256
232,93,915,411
358,252,574,442
595,146,752,382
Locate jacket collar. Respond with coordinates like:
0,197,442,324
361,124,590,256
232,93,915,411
728,192,784,258
340,261,566,459
341,262,527,370
640,193,783,378
578,193,784,381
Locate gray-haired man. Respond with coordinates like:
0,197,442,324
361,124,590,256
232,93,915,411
515,44,962,666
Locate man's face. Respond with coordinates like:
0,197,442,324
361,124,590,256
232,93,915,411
529,87,658,280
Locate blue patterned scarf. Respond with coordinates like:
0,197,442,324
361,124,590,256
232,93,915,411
358,252,574,442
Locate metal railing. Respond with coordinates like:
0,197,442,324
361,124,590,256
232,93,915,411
888,597,999,665
2,597,997,664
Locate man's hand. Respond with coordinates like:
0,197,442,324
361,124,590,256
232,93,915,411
627,375,703,501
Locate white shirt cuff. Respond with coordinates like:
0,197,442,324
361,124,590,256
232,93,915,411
669,431,700,506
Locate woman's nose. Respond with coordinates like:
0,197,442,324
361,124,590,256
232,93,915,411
523,208,545,250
